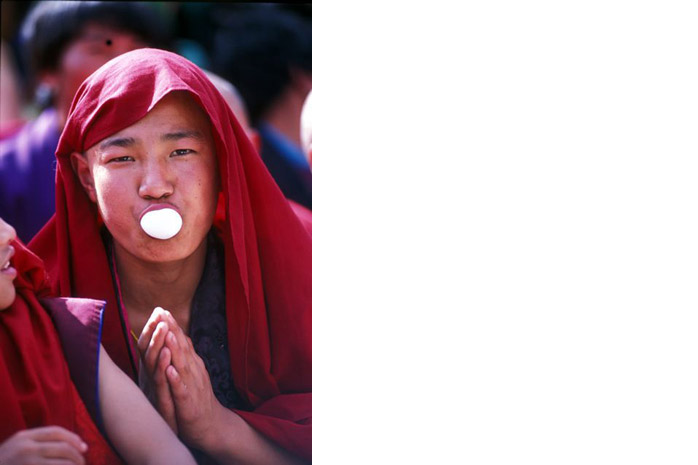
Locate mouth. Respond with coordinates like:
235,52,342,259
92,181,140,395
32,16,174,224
139,203,180,222
1,246,15,275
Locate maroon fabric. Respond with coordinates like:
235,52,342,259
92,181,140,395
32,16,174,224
0,242,122,464
42,297,105,425
0,240,75,440
289,200,312,236
30,48,312,460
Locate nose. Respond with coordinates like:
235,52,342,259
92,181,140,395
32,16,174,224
138,160,175,200
0,218,17,246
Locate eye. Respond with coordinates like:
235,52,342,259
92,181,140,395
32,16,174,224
107,156,134,163
171,149,195,157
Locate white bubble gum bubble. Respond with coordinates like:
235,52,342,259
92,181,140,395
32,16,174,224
140,208,182,240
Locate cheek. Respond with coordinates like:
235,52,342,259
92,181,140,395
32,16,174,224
179,162,219,231
199,163,220,212
0,280,16,310
92,170,130,220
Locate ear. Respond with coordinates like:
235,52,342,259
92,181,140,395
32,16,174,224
70,152,98,203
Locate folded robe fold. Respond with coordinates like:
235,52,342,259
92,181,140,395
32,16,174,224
0,240,121,464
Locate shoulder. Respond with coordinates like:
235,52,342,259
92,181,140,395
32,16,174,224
41,297,107,423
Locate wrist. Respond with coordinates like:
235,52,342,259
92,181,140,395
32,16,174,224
198,402,240,457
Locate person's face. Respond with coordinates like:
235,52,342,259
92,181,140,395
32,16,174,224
46,23,147,123
0,217,18,311
72,92,220,264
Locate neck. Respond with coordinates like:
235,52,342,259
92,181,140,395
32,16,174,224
113,236,208,333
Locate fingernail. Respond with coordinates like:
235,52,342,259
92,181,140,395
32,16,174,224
81,442,88,451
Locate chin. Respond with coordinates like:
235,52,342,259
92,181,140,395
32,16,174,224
140,236,199,262
0,291,16,311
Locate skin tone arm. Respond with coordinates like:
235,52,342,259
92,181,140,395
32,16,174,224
98,344,196,465
139,307,307,465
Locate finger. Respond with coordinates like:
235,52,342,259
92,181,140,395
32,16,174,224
38,441,86,465
137,316,161,356
153,346,173,393
160,310,190,351
153,346,178,431
165,330,187,372
158,345,172,374
29,427,87,454
143,321,169,371
165,330,197,383
166,365,190,403
136,307,169,355
195,350,207,372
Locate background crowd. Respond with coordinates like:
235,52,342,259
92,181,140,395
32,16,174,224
1,1,312,243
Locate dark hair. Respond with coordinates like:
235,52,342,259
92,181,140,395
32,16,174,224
20,1,172,75
212,5,311,126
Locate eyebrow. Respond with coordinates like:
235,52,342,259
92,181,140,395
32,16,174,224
97,130,203,152
160,130,204,142
99,136,136,151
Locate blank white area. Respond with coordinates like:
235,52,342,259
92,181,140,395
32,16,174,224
315,1,698,463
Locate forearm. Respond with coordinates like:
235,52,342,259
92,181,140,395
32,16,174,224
99,346,195,465
202,407,307,465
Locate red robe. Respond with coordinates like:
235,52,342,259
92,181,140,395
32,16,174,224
0,240,121,464
31,48,312,461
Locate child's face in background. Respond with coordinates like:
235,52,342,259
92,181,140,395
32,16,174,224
0,218,17,310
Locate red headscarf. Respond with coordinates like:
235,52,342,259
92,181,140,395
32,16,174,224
30,49,311,460
0,240,73,438
0,241,122,464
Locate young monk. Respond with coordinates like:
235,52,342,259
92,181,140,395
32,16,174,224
0,217,195,464
30,49,311,463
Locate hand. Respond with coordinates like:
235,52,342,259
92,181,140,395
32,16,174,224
137,307,178,434
0,426,88,465
159,310,225,450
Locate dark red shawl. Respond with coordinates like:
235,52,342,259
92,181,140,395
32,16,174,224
0,241,121,464
30,48,312,460
0,239,74,438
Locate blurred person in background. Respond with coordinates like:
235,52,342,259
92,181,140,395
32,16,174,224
0,40,24,138
300,90,312,170
0,1,172,242
213,5,312,210
206,69,312,235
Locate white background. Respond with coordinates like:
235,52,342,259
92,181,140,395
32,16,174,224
315,1,698,462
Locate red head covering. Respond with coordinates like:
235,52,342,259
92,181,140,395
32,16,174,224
30,48,311,459
0,241,122,464
0,240,73,438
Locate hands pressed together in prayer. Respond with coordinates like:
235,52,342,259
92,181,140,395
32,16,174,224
137,307,308,465
137,307,224,452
